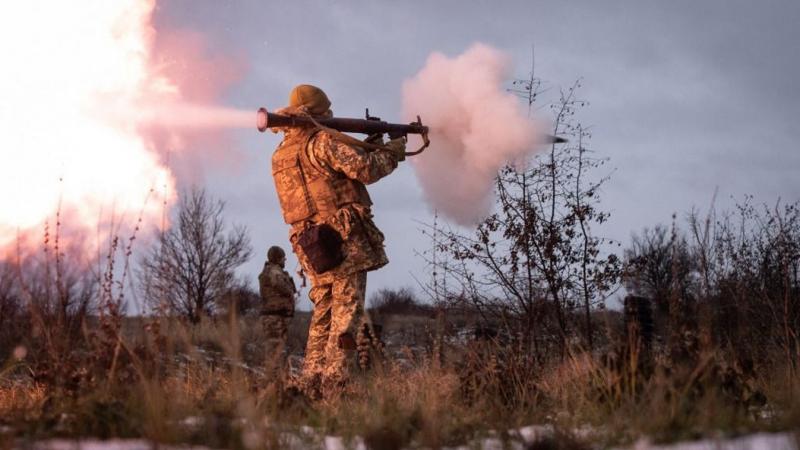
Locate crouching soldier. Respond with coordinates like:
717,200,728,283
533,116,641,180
259,246,297,367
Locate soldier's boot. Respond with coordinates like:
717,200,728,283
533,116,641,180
315,330,361,400
288,371,322,401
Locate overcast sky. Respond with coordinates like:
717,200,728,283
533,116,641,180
153,0,800,309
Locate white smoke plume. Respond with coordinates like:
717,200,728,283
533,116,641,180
402,44,541,225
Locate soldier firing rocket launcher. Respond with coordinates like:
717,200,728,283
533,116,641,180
256,106,567,156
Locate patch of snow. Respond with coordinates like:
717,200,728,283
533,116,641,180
14,429,798,450
480,436,522,450
622,432,798,450
323,435,366,450
240,429,262,449
23,439,212,450
515,424,555,443
572,424,599,440
756,406,777,420
278,431,313,449
179,416,204,429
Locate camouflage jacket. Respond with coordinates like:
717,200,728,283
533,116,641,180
272,128,398,284
258,262,296,316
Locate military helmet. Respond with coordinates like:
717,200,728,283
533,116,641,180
288,84,331,115
267,246,286,263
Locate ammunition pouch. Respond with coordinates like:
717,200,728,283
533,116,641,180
337,332,357,350
296,223,344,273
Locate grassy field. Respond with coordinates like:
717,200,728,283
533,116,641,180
1,305,798,450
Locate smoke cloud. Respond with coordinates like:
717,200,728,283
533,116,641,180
402,44,541,225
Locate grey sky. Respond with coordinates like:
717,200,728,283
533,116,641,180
154,1,800,309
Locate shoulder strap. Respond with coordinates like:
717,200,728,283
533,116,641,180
294,128,323,223
298,127,330,177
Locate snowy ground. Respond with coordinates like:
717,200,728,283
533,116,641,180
620,433,798,450
14,429,798,450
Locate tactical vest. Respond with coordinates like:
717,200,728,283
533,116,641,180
272,129,372,225
259,263,294,316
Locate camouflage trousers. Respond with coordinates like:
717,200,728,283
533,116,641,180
262,314,290,369
302,271,367,389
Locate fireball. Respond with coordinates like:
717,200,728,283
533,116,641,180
0,0,176,254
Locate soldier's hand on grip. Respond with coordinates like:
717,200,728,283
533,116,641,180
364,133,385,146
384,137,406,162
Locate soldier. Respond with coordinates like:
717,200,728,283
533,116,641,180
258,245,297,365
269,84,405,395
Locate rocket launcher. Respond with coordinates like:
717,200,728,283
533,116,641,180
256,107,566,157
256,107,431,156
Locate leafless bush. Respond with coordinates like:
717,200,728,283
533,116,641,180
217,283,261,319
0,218,137,393
420,77,620,360
703,200,800,370
139,187,252,323
0,262,24,357
624,199,800,373
369,287,431,316
624,223,694,340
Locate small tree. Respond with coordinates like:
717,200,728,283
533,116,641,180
140,188,252,323
624,222,695,337
421,75,620,358
623,200,800,372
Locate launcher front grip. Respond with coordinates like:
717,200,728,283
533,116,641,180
256,107,431,156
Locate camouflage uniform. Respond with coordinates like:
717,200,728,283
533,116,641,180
272,123,398,390
258,261,296,360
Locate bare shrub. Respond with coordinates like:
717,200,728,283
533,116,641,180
624,223,694,341
218,283,261,319
369,287,431,316
701,200,800,370
420,77,620,359
624,199,800,373
0,262,24,358
139,187,252,323
0,211,147,395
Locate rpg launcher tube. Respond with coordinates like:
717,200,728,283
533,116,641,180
256,107,428,137
256,107,565,144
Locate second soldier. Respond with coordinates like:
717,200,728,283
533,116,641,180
258,245,297,368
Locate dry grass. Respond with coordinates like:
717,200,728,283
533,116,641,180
320,362,472,448
0,383,47,422
0,312,797,449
